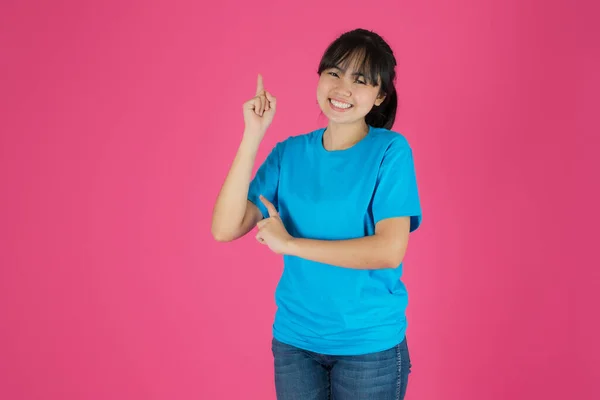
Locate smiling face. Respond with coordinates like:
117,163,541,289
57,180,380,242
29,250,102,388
316,54,386,126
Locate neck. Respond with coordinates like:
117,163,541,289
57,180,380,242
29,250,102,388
322,120,370,151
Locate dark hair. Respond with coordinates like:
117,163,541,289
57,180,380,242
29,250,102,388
317,28,398,130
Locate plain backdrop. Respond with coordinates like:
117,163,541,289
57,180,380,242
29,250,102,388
1,0,599,399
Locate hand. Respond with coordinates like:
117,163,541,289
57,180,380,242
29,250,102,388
255,195,294,255
243,74,277,139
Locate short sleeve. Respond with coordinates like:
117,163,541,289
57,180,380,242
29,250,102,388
248,141,283,219
372,139,422,232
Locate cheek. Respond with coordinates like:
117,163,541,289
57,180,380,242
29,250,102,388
316,85,332,106
357,90,380,107
316,80,329,96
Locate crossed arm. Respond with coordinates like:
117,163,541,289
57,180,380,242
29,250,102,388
285,217,411,270
254,195,411,270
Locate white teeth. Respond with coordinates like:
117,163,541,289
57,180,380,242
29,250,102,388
330,99,352,109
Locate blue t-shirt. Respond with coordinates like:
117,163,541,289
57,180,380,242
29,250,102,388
248,124,422,355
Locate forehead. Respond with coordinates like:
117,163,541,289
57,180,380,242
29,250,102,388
333,51,371,74
329,51,380,85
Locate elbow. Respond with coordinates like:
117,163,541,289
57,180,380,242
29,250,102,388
211,225,234,243
389,257,404,269
383,248,407,269
374,230,409,269
212,232,233,242
380,259,402,270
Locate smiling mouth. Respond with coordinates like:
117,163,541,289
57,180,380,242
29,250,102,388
329,98,353,111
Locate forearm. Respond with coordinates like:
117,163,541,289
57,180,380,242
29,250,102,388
211,134,261,238
285,234,403,270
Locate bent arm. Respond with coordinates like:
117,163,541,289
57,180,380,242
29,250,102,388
211,136,264,242
285,217,411,269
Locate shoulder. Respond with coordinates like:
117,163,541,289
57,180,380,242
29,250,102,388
272,127,324,152
285,127,323,144
367,126,413,155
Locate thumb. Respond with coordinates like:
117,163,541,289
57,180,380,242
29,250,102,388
265,91,277,110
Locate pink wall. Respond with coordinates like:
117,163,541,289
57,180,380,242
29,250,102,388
1,1,598,399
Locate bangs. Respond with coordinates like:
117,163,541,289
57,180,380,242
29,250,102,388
318,42,384,87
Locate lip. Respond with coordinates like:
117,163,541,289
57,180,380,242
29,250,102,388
329,97,353,106
329,98,353,112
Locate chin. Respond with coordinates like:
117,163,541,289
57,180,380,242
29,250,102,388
322,111,346,123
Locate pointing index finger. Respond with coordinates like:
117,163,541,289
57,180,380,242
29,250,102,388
259,195,279,217
256,74,264,96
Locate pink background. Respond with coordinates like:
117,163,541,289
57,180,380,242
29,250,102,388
1,1,599,399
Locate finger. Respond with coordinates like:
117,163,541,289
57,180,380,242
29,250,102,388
265,92,276,112
255,233,266,244
256,219,268,229
253,96,262,116
254,94,264,117
259,195,279,217
243,97,256,111
259,94,266,116
256,74,264,96
263,90,270,112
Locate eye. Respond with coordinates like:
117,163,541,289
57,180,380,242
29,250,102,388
355,78,366,85
328,71,339,77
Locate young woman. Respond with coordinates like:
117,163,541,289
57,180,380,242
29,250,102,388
212,28,422,400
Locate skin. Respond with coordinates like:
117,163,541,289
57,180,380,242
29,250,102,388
252,61,412,270
316,62,387,151
212,58,412,270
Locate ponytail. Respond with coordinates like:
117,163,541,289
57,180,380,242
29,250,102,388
365,89,397,130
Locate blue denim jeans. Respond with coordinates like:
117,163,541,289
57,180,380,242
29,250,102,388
271,336,412,400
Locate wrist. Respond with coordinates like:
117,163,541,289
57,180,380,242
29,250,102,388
242,129,265,143
284,236,299,256
239,135,262,153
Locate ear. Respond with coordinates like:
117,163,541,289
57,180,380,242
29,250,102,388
374,93,386,106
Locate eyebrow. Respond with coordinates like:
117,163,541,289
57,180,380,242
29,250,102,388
331,66,365,77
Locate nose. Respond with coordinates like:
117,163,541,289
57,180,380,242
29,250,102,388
333,80,352,97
